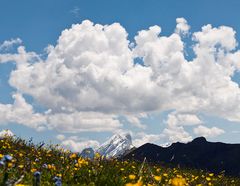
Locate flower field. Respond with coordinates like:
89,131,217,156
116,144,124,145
0,136,239,186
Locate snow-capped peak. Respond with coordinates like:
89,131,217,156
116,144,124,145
97,133,133,158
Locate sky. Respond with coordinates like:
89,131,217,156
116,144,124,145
0,0,240,152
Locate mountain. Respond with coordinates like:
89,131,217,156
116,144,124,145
80,147,95,160
123,137,240,176
97,133,134,158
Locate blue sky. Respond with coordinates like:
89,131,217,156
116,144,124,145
0,0,240,151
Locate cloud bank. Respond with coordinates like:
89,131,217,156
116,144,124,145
0,18,239,144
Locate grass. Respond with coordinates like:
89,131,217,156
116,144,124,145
0,136,240,186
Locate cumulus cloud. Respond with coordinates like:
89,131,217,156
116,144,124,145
133,132,163,147
58,135,100,152
0,38,22,51
47,112,121,133
125,113,147,129
0,93,46,131
0,18,240,142
56,134,66,141
194,125,225,138
160,112,202,143
175,18,190,35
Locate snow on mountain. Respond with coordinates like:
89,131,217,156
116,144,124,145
97,133,134,158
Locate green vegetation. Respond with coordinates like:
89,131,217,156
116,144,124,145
0,136,239,186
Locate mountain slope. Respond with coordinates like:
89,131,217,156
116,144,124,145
97,133,133,158
123,137,240,176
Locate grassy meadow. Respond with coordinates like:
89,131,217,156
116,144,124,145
0,136,239,186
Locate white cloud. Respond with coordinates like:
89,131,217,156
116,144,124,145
47,112,122,133
162,126,193,143
125,113,147,129
56,134,65,141
133,132,163,147
166,112,202,127
0,18,240,141
160,112,201,144
0,129,14,138
0,38,22,51
0,93,47,131
175,18,190,35
0,46,40,68
60,136,100,152
194,125,225,138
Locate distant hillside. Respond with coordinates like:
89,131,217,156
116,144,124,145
123,137,240,176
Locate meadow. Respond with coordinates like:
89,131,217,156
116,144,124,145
0,136,239,186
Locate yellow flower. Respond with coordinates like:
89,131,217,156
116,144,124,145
129,174,136,180
171,177,187,186
0,154,3,159
31,168,37,173
18,165,24,169
70,153,77,159
206,177,211,181
163,173,168,177
7,162,13,168
154,175,162,181
94,153,101,159
125,180,143,186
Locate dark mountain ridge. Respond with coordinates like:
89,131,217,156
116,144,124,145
123,137,240,176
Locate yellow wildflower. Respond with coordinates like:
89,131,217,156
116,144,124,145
206,177,211,181
7,162,13,168
18,165,24,169
129,174,136,180
31,168,37,173
154,175,162,181
70,153,77,158
171,177,187,186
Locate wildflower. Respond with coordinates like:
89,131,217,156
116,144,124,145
129,174,136,180
206,177,211,181
154,175,162,181
18,165,24,169
0,160,5,166
31,168,37,173
53,176,62,186
42,163,48,168
125,180,143,186
171,177,187,186
34,171,41,177
7,162,13,168
70,153,77,159
33,171,41,186
4,154,13,162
